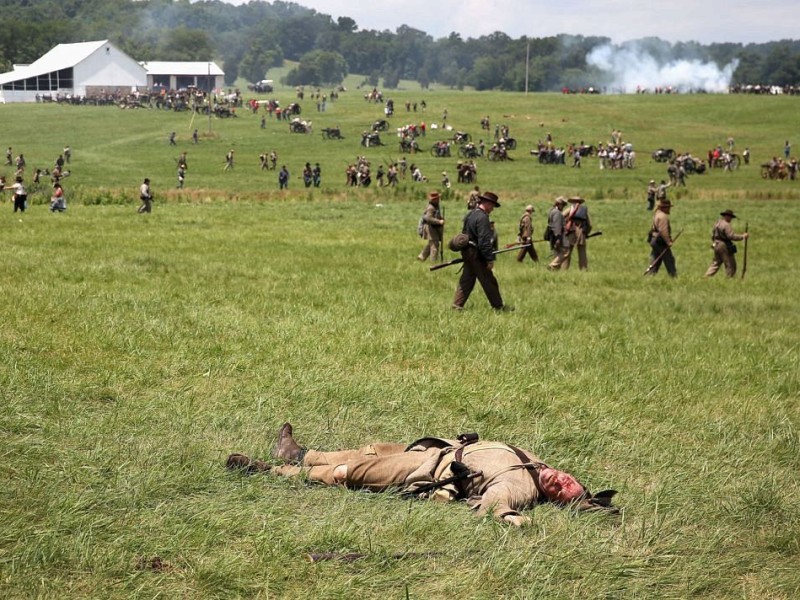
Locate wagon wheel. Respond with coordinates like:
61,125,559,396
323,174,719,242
505,138,517,150
729,155,740,170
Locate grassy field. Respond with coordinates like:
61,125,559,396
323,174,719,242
0,90,798,598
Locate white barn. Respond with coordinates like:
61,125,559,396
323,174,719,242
0,40,147,103
0,40,226,103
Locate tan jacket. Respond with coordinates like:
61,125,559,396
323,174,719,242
421,201,444,240
652,209,672,244
406,440,546,521
518,212,533,240
284,438,549,523
712,219,744,243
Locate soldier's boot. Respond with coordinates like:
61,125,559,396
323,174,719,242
273,422,306,464
225,453,271,474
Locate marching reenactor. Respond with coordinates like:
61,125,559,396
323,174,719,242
417,191,445,263
547,197,569,269
646,199,677,277
704,209,749,278
451,191,512,311
516,205,539,264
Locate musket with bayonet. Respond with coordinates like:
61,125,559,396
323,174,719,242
643,229,682,276
430,244,530,271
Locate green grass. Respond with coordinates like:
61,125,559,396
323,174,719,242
0,91,798,598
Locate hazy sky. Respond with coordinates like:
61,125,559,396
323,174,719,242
220,0,798,45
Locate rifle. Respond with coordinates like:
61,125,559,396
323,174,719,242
505,238,545,248
439,204,446,264
505,231,602,249
741,222,748,280
430,244,530,271
643,229,682,276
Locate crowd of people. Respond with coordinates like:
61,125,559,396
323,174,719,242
3,101,775,287
410,167,756,314
2,144,72,213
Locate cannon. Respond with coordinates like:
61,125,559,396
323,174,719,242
321,127,343,140
652,148,675,162
289,119,312,133
457,143,480,159
361,132,383,147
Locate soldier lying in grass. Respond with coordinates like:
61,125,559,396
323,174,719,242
227,423,619,526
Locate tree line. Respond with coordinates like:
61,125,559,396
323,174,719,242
1,0,799,90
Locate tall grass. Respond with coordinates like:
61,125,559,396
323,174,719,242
0,92,798,598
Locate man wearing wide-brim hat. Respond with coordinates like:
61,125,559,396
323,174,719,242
417,191,445,263
552,197,592,271
647,198,677,277
704,209,749,278
452,191,512,311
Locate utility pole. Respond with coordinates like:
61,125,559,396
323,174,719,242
207,61,212,134
525,41,530,95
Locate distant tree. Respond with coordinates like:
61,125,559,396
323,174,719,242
428,33,470,87
239,36,283,83
284,50,347,86
470,56,505,90
223,56,239,86
416,67,431,89
339,30,391,75
158,26,214,61
382,68,401,89
386,25,432,81
336,16,357,33
761,44,799,86
732,52,765,84
274,14,333,61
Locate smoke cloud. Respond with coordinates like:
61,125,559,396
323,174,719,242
587,43,738,93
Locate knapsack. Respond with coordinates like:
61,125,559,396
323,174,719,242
417,215,425,238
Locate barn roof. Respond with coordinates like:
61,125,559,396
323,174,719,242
0,42,223,87
0,40,114,85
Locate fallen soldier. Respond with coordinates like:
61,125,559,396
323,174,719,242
227,423,618,526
